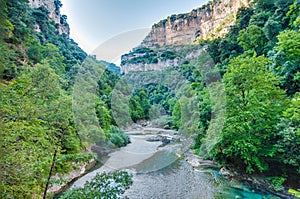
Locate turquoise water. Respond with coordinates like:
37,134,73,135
125,148,280,199
212,171,280,199
69,132,281,199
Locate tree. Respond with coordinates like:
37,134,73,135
273,92,300,177
60,171,133,199
42,43,66,78
0,63,60,197
191,87,211,149
249,11,272,27
129,89,151,122
264,19,281,42
236,7,254,30
95,99,112,137
253,0,276,11
269,29,300,95
54,0,63,14
0,62,89,198
287,0,300,28
238,25,268,56
214,56,286,173
172,101,181,130
275,30,300,62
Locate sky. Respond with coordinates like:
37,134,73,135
60,0,208,63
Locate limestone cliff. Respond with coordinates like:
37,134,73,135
121,45,202,74
141,0,251,48
121,0,251,74
29,0,69,35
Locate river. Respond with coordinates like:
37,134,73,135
71,127,280,199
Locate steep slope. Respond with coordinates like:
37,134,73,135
141,0,251,48
29,0,69,35
0,0,88,197
121,0,251,74
1,1,131,197
121,45,201,74
124,0,300,196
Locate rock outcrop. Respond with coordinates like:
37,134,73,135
141,0,251,48
121,58,181,74
29,0,69,35
121,45,203,74
120,0,251,74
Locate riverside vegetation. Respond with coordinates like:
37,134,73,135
0,0,300,198
0,0,129,198
120,0,300,196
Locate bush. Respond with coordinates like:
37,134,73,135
109,127,130,147
60,171,133,199
266,176,286,191
160,51,177,60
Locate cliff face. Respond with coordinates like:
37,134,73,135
121,58,181,74
121,45,202,74
141,0,251,48
121,0,251,74
29,0,69,35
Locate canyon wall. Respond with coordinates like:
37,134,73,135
121,0,251,74
141,0,251,48
29,0,69,35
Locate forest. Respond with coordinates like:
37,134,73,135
0,0,129,197
198,0,300,189
121,0,300,193
0,0,299,198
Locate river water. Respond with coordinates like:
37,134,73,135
71,128,280,199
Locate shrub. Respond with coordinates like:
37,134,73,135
266,176,286,191
60,171,133,199
109,127,130,147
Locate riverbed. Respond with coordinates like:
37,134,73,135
71,127,280,199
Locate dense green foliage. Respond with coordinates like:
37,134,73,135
213,56,286,173
0,0,129,198
60,171,133,199
270,29,300,95
1,0,86,81
109,126,130,147
0,57,93,198
128,84,175,122
1,0,300,197
125,0,300,191
193,0,300,189
129,89,151,121
96,68,131,146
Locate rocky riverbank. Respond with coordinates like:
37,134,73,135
184,150,220,169
48,158,97,196
54,122,297,198
219,167,295,199
130,122,298,198
182,148,295,199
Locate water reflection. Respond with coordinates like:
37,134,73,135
126,157,280,199
71,130,280,199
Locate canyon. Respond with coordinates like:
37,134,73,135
141,0,251,48
121,0,251,74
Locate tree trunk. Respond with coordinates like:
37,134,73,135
43,148,57,199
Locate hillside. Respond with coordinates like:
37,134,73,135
0,0,129,198
28,0,70,35
121,0,251,74
119,0,300,197
1,0,300,198
141,0,251,48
